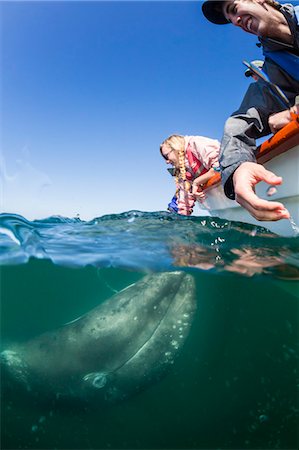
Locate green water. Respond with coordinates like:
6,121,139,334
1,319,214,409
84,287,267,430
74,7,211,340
1,258,298,449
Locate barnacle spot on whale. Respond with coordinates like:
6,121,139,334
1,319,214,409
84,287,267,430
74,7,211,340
83,372,108,389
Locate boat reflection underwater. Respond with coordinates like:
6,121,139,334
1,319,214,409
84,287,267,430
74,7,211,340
171,243,299,279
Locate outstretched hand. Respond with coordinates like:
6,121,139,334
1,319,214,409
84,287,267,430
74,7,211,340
233,162,290,221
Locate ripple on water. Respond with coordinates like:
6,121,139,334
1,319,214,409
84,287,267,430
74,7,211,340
0,212,298,279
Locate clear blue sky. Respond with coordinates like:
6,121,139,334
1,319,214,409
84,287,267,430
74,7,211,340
1,0,290,220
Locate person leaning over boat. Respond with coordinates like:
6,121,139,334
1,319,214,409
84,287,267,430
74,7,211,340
160,135,220,215
202,0,299,221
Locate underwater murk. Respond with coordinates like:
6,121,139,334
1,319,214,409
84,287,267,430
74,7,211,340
0,211,298,450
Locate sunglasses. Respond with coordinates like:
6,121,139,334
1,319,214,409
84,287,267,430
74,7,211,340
162,149,175,160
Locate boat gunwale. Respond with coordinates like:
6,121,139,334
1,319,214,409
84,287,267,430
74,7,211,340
202,114,299,192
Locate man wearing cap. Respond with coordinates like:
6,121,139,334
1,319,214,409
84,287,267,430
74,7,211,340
202,0,299,221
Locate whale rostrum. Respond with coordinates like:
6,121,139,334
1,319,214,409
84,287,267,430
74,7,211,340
1,271,196,403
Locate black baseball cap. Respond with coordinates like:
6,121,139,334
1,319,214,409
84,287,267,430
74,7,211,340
202,1,230,25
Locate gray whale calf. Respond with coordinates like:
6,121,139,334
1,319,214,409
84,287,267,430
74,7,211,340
1,271,196,403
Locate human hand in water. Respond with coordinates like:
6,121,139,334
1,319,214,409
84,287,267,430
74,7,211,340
233,162,290,221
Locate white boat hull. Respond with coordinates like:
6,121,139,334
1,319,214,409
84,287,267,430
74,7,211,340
202,143,299,236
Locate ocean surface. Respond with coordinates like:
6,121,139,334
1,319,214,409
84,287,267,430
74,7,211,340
0,211,298,450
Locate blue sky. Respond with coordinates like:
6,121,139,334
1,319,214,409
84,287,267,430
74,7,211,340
1,0,289,220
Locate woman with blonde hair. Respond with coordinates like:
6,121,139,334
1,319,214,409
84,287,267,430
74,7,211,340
160,134,220,215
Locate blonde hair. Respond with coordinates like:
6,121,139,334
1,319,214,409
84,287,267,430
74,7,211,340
160,134,191,194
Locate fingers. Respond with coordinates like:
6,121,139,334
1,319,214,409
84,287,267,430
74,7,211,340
236,192,290,221
269,123,277,134
234,162,282,185
233,162,289,221
254,166,283,186
194,194,206,201
268,109,292,134
267,175,283,186
194,191,205,198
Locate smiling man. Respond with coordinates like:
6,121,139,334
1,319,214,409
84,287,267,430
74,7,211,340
202,0,299,221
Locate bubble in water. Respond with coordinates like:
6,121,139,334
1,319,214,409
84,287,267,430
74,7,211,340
266,185,277,197
289,216,299,235
259,414,269,423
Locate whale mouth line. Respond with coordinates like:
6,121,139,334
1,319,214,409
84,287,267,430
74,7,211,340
110,305,170,373
108,275,188,376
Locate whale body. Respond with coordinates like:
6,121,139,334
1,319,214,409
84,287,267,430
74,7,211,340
1,271,196,403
